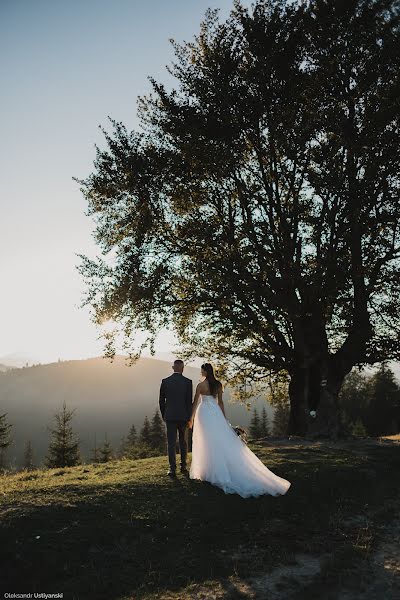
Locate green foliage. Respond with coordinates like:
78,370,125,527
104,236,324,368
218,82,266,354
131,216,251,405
127,423,137,447
75,0,400,375
0,413,12,470
128,443,160,460
75,1,400,437
45,401,81,468
249,406,270,438
150,410,166,452
351,419,367,438
90,433,101,463
249,408,261,439
260,406,270,437
116,424,138,459
99,434,113,463
0,413,12,450
339,370,370,429
366,364,400,436
139,416,152,446
339,364,400,436
0,413,12,469
118,413,166,460
116,434,129,459
272,402,290,437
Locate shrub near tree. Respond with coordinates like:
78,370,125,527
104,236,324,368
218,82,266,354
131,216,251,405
351,419,367,438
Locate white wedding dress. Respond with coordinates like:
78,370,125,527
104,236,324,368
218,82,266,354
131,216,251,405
189,394,291,498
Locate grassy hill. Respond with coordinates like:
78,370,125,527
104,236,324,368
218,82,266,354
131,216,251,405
0,355,272,468
0,439,399,599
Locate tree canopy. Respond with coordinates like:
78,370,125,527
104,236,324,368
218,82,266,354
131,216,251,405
74,0,400,436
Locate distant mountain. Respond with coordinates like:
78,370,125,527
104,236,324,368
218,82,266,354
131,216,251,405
0,363,16,372
0,355,272,469
142,351,203,367
0,352,42,368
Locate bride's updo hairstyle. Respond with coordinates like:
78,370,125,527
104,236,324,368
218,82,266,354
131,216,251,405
201,363,222,397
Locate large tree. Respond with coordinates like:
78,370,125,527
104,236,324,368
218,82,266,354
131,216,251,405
74,0,400,437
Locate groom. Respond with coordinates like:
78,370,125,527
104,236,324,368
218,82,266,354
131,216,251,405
159,359,193,478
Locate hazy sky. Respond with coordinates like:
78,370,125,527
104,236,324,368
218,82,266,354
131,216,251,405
0,0,236,364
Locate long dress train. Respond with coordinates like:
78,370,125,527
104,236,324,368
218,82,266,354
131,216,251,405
189,394,291,498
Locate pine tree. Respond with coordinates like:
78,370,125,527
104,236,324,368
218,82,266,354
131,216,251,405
249,408,261,439
127,423,137,447
339,369,370,428
45,401,81,468
351,419,367,438
90,433,101,463
116,423,138,459
99,433,113,463
0,413,13,471
116,435,129,459
23,439,35,470
272,402,290,437
366,363,400,436
139,416,152,446
260,406,270,437
150,410,165,452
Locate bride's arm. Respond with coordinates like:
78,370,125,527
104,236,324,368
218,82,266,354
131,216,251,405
188,383,201,428
217,383,226,418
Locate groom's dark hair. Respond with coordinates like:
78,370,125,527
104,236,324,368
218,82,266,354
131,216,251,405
173,359,184,372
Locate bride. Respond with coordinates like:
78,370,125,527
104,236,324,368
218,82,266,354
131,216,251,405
188,363,291,498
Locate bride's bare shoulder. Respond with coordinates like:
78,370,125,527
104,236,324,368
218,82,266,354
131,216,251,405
196,380,208,391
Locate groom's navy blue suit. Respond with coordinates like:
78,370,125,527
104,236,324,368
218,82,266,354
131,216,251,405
159,372,193,472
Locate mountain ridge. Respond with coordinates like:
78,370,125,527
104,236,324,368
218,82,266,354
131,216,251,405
0,354,272,468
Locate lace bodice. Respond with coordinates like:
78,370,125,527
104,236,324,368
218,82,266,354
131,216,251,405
200,393,218,403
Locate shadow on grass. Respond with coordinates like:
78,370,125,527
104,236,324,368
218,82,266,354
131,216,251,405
0,442,399,600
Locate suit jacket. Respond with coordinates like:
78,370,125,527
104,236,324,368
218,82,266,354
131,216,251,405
159,373,193,422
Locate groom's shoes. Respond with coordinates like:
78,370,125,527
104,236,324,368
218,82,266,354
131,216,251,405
180,466,189,476
167,468,177,479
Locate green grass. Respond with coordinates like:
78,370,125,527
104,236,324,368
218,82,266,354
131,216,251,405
0,440,399,600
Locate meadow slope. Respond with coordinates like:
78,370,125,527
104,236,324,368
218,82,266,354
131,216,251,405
0,439,399,599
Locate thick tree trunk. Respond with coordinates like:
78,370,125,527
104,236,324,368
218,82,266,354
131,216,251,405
287,366,308,436
286,306,358,438
287,357,348,438
306,370,345,439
